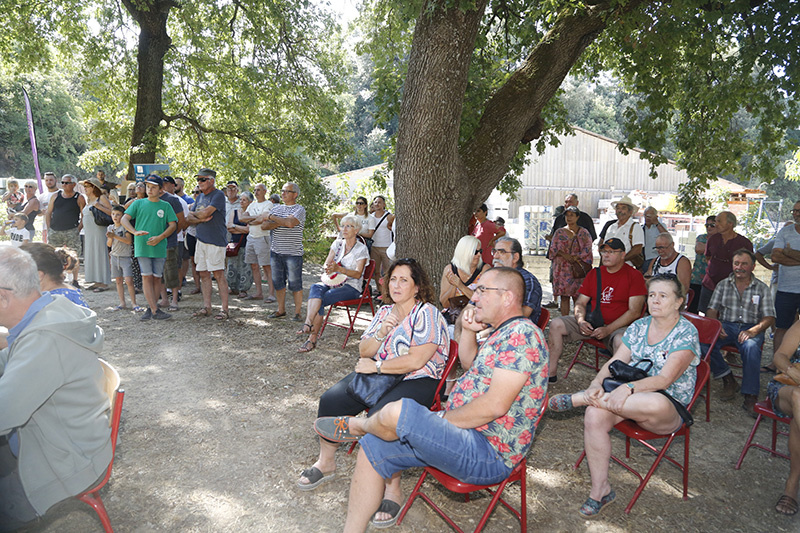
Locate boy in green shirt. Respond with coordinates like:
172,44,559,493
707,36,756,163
122,176,177,320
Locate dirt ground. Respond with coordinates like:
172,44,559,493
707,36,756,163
17,256,800,532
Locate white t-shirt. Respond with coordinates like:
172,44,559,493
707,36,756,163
330,239,370,292
370,211,393,247
37,190,59,218
604,218,644,266
245,200,273,239
8,227,32,247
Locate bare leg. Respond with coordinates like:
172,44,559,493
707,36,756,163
374,473,403,522
115,278,126,307
249,263,263,298
584,406,621,500
303,298,322,328
199,271,213,310
298,438,339,486
343,447,386,533
293,289,303,317
212,269,229,312
262,265,275,297
276,288,287,314
159,279,169,307
548,317,568,379
775,386,800,511
559,295,570,317
142,274,159,313
124,276,137,307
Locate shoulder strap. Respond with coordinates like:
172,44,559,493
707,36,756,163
464,266,481,287
374,213,389,231
596,266,603,303
628,222,635,245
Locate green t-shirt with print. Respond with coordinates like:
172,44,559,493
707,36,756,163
125,198,178,258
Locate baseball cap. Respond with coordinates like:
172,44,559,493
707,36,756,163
600,238,626,251
196,168,216,178
145,175,164,187
226,180,239,188
162,175,177,185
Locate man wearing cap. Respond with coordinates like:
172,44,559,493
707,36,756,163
224,181,241,225
697,211,753,313
239,183,276,302
121,175,178,320
547,237,647,381
157,176,189,311
598,195,644,268
261,182,306,320
45,174,85,285
187,168,231,320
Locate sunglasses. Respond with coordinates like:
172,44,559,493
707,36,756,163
355,201,366,205
705,223,716,228
61,181,74,184
193,190,201,194
196,177,210,182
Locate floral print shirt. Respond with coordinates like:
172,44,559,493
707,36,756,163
362,302,449,381
445,317,549,468
622,316,701,406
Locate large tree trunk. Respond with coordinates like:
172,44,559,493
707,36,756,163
122,0,175,179
394,0,641,292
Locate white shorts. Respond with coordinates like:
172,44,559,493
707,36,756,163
195,241,226,272
245,236,271,266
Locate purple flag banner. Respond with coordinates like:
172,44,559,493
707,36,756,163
22,87,43,194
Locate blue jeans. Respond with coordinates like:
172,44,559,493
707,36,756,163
703,321,764,396
270,252,303,292
361,399,512,484
308,283,361,315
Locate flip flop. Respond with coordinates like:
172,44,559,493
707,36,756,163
292,313,303,322
243,295,264,301
264,295,277,303
268,311,287,319
92,286,109,293
168,305,179,312
296,466,336,491
372,499,402,528
776,495,798,516
314,416,361,442
578,489,616,517
296,323,313,335
193,308,211,318
215,311,229,321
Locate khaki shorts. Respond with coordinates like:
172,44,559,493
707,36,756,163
245,236,271,267
163,247,180,288
195,241,226,272
557,315,626,350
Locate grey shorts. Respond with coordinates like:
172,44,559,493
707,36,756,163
245,236,271,266
110,255,133,279
557,315,626,350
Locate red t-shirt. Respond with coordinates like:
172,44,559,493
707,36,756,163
702,232,753,290
472,219,498,266
579,264,647,325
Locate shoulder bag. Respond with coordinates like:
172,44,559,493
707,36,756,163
443,264,481,325
628,223,644,268
568,233,592,280
90,205,113,227
346,303,421,407
584,267,605,329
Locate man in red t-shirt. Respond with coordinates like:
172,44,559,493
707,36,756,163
471,203,503,266
547,238,647,382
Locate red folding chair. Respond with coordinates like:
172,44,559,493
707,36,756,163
680,312,721,422
735,398,792,469
574,360,710,513
563,337,610,379
396,393,545,533
318,260,376,348
536,307,550,330
76,359,124,533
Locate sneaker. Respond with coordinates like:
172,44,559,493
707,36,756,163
153,309,172,320
140,308,153,321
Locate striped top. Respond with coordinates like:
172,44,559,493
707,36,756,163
270,203,306,256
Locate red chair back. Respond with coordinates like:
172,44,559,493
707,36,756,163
680,312,721,360
536,308,549,330
431,340,459,411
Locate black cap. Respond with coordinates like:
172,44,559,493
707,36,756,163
162,175,177,185
145,175,164,187
600,238,626,251
226,181,239,187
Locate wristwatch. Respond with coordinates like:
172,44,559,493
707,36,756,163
375,360,383,374
626,382,635,393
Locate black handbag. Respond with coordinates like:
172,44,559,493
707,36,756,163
602,359,653,393
346,372,406,407
90,205,113,226
585,267,604,329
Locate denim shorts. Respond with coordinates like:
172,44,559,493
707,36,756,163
361,398,512,484
774,291,800,329
137,256,166,278
308,283,361,315
271,252,303,292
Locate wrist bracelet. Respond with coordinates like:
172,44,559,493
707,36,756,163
374,332,387,343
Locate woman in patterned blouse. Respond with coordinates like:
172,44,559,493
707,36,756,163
548,273,701,517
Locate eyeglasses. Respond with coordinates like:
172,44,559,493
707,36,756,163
654,245,671,250
281,189,297,194
474,285,508,295
192,190,200,194
24,185,35,188
61,181,74,185
342,224,357,229
492,248,511,255
705,223,716,228
196,177,210,183
792,209,800,214
0,286,13,291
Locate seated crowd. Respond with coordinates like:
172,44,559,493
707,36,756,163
5,178,800,529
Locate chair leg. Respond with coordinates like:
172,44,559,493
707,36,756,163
735,413,763,469
563,342,585,379
623,434,680,513
341,301,364,348
396,470,429,526
319,305,334,338
78,492,113,533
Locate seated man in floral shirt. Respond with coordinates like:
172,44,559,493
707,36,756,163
313,267,549,532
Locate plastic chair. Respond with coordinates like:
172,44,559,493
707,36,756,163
396,392,544,533
76,359,124,533
536,307,550,331
574,360,710,513
318,260,376,348
735,398,792,469
680,312,721,422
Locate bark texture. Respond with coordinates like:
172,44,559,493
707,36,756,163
121,0,175,178
394,0,643,289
